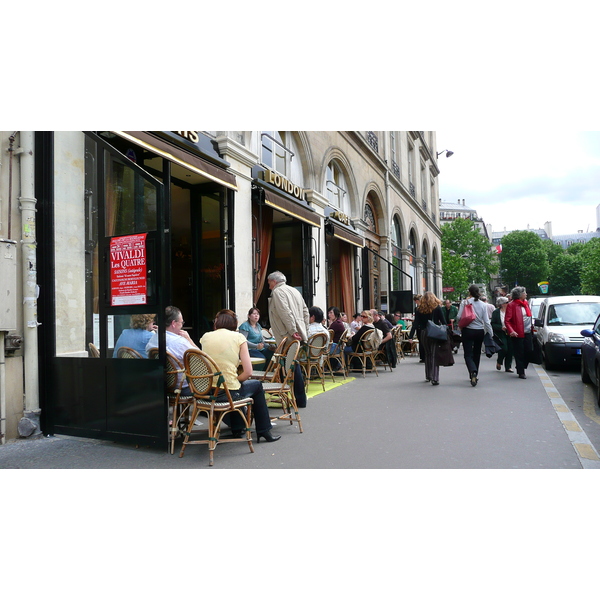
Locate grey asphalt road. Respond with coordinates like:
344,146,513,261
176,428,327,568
0,352,594,469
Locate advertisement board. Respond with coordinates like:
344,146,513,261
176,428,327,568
110,233,148,306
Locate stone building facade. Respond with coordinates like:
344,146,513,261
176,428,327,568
0,131,443,445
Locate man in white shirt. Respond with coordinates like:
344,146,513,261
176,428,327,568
146,306,199,390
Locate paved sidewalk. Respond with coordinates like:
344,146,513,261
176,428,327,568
0,353,595,468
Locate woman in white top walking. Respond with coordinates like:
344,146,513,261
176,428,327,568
457,284,493,387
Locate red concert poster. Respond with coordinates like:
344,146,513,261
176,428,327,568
110,233,148,306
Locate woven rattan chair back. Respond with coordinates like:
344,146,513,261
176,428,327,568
262,339,303,433
180,349,254,466
347,328,379,378
392,326,405,360
299,332,329,391
324,327,348,380
184,349,228,404
88,343,100,358
116,346,144,359
307,332,328,359
250,336,288,383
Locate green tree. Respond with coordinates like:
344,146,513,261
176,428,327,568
440,248,469,301
580,237,600,295
549,253,581,295
441,218,497,300
500,231,549,293
541,238,564,268
566,242,585,256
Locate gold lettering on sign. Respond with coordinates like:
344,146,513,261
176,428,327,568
175,131,200,143
331,210,350,225
263,169,306,201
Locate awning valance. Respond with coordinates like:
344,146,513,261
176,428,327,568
327,220,364,248
114,131,237,191
262,188,321,228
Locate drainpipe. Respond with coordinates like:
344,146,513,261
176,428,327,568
0,332,5,443
16,132,41,437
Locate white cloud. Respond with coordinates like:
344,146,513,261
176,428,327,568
437,131,600,235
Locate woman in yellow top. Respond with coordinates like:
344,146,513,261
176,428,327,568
200,309,280,443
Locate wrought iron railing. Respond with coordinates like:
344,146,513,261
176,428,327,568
366,131,379,153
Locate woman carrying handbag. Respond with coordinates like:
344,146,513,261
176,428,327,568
457,284,493,387
410,291,446,385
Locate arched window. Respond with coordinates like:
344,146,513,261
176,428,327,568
261,131,304,184
326,160,349,213
364,202,376,233
391,216,402,248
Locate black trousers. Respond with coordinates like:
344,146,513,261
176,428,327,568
511,333,533,375
462,328,485,377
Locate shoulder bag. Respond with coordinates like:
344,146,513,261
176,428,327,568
426,319,449,341
458,301,476,329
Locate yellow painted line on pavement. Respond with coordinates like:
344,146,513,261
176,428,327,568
574,443,600,461
533,365,600,467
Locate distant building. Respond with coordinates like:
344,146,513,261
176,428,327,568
491,205,600,249
491,223,551,247
439,199,490,240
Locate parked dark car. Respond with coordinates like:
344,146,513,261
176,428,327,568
581,312,600,406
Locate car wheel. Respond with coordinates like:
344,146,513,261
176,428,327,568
581,354,592,383
542,344,555,370
597,366,600,408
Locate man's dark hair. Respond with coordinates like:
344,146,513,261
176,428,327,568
309,306,324,323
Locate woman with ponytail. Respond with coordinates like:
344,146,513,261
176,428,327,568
457,284,493,387
504,286,532,380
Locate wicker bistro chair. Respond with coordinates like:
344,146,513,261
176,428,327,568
346,328,379,378
249,336,288,383
393,326,406,361
262,340,303,433
149,348,195,454
179,349,254,466
297,332,330,392
324,328,348,380
116,346,144,359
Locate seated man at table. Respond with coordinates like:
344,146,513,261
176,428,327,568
372,310,397,369
146,306,199,392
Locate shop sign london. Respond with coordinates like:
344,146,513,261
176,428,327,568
110,233,148,306
263,169,306,201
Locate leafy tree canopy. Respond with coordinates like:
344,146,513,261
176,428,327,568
499,230,549,294
541,238,564,266
580,237,600,295
441,218,497,299
549,253,581,295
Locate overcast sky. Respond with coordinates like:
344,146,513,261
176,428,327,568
435,130,600,236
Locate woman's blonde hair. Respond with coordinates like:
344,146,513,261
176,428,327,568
418,291,441,314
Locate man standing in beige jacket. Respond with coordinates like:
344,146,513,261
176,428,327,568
267,271,310,407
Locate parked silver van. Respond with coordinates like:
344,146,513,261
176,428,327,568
535,295,600,369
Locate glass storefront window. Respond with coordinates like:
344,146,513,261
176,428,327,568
105,150,157,236
53,133,161,358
